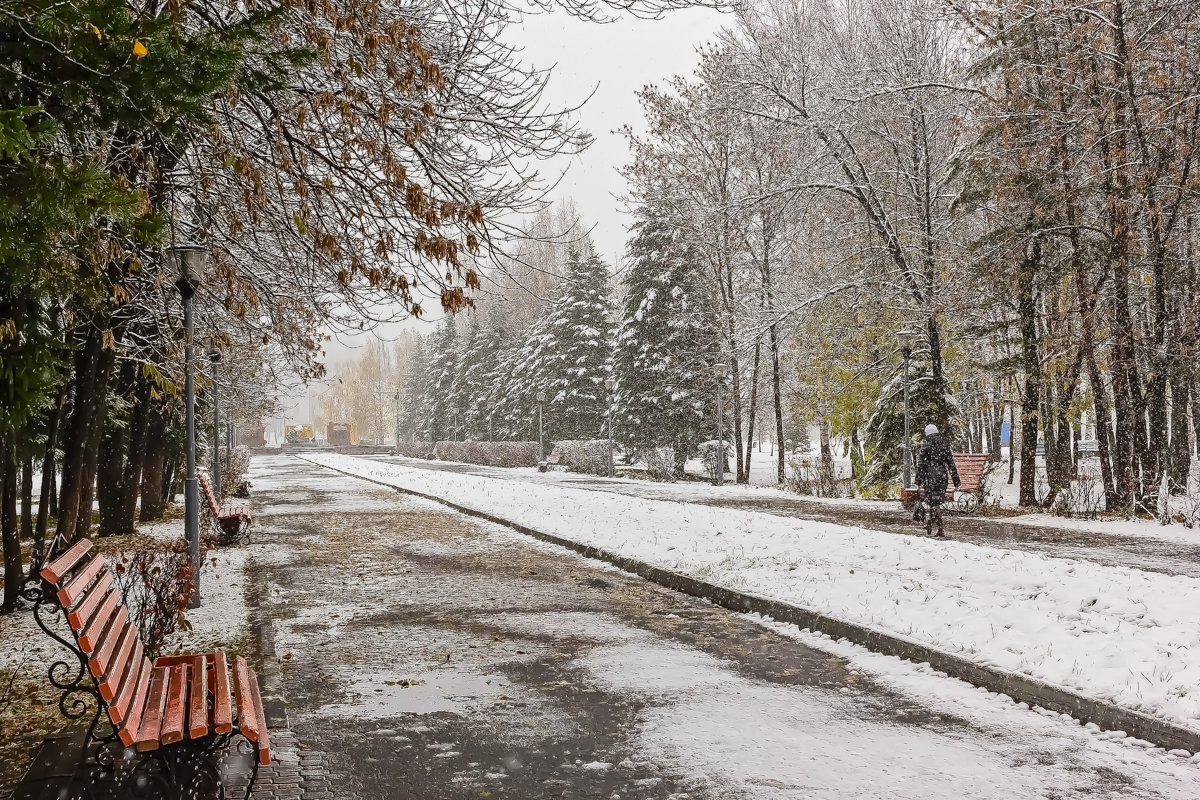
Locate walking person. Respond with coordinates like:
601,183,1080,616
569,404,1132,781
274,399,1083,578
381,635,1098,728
917,423,959,537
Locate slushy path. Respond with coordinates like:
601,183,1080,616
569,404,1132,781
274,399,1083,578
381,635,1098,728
249,455,1199,799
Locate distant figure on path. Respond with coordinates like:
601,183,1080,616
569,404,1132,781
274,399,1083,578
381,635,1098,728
917,423,959,537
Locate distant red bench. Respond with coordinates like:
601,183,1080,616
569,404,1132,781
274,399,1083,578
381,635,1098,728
200,471,252,544
25,538,270,796
901,453,995,513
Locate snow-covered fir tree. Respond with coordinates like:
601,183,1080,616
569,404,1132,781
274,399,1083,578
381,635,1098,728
496,239,615,442
612,205,719,470
422,317,459,440
400,336,430,441
462,308,510,440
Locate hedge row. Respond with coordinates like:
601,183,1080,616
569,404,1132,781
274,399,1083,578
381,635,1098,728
391,440,540,468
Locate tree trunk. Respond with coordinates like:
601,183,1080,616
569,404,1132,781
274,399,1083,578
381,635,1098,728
19,456,33,541
119,376,153,531
742,339,762,484
818,415,834,495
74,346,116,541
1017,249,1042,507
1170,370,1191,491
55,330,103,544
1007,400,1016,485
139,404,170,521
1,437,20,611
34,386,65,574
770,325,785,485
730,353,745,485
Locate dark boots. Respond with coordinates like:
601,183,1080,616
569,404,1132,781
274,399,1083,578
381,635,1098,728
925,504,945,537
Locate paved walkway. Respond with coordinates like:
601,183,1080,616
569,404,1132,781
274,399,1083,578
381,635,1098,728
244,455,1199,799
358,456,1200,579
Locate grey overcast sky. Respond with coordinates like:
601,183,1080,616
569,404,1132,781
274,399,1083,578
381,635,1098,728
506,6,729,265
287,4,728,423
319,5,728,358
283,4,729,424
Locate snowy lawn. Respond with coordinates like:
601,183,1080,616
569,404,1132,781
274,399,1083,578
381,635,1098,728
304,451,1200,736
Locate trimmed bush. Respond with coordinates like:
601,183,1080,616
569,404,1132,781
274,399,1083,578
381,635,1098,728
434,440,540,468
393,440,437,459
552,440,612,476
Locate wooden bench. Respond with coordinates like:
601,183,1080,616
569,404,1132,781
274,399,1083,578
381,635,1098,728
24,538,270,797
951,452,993,511
199,471,252,544
900,453,995,513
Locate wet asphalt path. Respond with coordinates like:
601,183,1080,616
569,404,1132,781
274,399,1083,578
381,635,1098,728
357,455,1200,579
249,455,1199,799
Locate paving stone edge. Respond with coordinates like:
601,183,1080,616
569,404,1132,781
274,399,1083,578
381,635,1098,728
300,455,1200,756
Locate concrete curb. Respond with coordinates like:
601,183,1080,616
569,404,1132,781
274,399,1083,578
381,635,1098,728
300,456,1200,755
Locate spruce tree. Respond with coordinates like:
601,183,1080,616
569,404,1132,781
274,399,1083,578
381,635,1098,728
536,242,615,441
612,206,718,470
423,318,460,440
401,337,430,441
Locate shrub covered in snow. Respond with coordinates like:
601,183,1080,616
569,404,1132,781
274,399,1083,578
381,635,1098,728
638,446,678,482
552,440,613,476
219,445,252,497
434,441,539,468
697,440,731,482
393,441,438,459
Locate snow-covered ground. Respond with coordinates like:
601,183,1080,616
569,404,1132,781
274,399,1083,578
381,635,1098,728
303,451,1200,738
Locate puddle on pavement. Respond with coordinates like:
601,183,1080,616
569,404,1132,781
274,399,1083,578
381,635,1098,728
313,668,515,718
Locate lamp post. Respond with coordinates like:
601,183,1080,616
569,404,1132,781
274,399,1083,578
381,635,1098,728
393,391,400,446
714,361,730,486
208,341,221,498
536,391,546,463
604,377,616,478
168,242,207,609
897,327,917,488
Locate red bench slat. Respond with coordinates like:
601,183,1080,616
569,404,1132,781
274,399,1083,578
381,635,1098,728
160,664,189,746
117,657,153,746
89,607,130,679
57,555,105,608
136,665,171,751
42,539,92,585
78,588,120,654
212,651,233,734
99,624,139,702
66,570,114,631
232,656,259,743
248,668,272,765
189,654,209,739
109,642,145,725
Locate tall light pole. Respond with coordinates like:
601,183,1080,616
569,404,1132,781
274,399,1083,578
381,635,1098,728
209,341,221,498
714,361,730,486
604,377,616,478
536,391,546,464
394,391,400,446
169,242,207,609
897,327,917,488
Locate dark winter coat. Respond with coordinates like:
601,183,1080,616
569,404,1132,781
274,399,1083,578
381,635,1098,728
917,432,959,504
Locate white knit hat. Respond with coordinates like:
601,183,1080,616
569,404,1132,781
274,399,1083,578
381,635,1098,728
925,424,938,435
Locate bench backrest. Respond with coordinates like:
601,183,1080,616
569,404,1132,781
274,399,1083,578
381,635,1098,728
41,539,153,746
951,453,993,493
198,472,222,516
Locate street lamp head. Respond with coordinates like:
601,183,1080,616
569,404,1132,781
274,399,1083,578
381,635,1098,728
208,338,221,364
713,361,730,380
896,327,918,357
536,391,546,403
604,377,616,392
167,243,207,300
